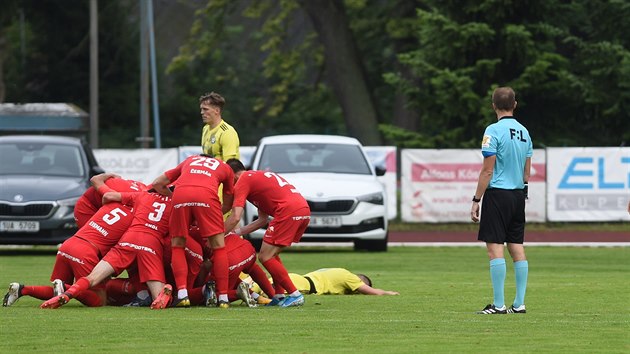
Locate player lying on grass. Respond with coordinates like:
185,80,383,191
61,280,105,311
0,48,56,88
245,268,399,296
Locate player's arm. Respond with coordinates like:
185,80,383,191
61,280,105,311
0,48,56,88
224,206,243,234
222,193,234,215
234,209,269,236
90,172,119,191
356,284,399,295
471,155,495,223
221,129,240,161
523,157,531,183
151,174,173,196
102,191,122,204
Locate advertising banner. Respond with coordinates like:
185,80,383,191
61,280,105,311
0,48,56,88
401,149,546,222
94,148,179,184
547,147,630,221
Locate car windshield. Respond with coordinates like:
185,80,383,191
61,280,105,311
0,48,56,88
258,143,372,175
0,142,84,177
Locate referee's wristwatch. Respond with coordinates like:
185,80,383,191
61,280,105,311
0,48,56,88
472,196,481,203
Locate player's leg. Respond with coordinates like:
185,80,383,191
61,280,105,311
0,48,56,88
506,190,528,313
206,233,229,307
507,243,527,313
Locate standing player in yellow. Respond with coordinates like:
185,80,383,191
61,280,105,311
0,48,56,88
200,92,240,161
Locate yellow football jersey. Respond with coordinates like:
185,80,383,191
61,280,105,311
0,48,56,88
201,120,240,161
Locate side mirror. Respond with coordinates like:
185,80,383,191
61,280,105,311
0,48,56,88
375,166,387,176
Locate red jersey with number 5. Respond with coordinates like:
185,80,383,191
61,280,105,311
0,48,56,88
164,155,234,197
233,170,309,218
75,202,134,256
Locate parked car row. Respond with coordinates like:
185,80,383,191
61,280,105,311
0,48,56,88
0,134,389,251
0,135,103,245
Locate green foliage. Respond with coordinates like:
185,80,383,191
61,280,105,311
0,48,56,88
385,0,630,148
1,247,628,352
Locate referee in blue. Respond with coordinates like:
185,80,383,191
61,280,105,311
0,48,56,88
471,87,532,315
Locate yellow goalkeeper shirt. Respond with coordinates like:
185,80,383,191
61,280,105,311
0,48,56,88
249,268,364,295
201,120,240,161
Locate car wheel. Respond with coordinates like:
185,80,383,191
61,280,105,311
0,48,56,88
353,233,388,252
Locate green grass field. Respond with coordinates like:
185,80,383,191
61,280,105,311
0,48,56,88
1,246,628,353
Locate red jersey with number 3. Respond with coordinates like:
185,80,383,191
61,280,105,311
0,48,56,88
120,191,173,240
75,202,134,256
233,170,309,218
164,155,234,198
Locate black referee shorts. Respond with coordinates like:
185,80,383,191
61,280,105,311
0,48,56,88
477,188,526,244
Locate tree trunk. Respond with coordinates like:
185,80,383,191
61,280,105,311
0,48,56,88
299,0,383,145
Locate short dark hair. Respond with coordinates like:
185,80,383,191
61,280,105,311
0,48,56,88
199,92,226,110
356,274,372,287
492,87,516,111
226,158,246,173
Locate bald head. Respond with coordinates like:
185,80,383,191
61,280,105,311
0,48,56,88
492,87,516,112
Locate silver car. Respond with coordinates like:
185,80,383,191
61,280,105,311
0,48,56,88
244,135,388,251
0,135,103,245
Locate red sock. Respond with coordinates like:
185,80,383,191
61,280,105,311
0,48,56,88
21,285,54,300
248,263,275,298
105,278,135,297
74,289,104,307
188,286,203,306
211,246,228,297
171,246,188,291
263,257,297,294
66,277,90,298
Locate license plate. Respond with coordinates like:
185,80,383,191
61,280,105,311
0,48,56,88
0,221,40,233
309,216,342,227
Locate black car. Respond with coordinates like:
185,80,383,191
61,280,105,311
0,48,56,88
0,135,104,245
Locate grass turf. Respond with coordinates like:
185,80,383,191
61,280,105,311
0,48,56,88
0,246,628,353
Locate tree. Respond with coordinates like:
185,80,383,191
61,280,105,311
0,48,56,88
383,0,630,147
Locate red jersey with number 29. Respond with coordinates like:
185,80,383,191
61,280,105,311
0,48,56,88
164,155,234,197
233,170,308,218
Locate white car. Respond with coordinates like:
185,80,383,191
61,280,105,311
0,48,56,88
243,134,388,251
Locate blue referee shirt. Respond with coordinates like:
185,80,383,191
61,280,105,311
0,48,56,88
481,116,533,189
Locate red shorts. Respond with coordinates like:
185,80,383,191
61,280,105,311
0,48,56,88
50,237,101,285
169,186,224,239
74,197,98,228
227,241,256,290
103,231,165,283
263,207,310,247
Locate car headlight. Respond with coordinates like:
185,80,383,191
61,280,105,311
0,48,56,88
357,192,384,205
58,196,80,207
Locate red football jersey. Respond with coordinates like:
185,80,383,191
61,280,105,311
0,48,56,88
80,178,147,210
164,155,234,196
233,170,308,218
121,191,173,239
75,202,134,256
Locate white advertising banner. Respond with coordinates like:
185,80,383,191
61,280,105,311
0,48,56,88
94,149,179,184
401,149,546,222
364,146,398,220
547,147,630,221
